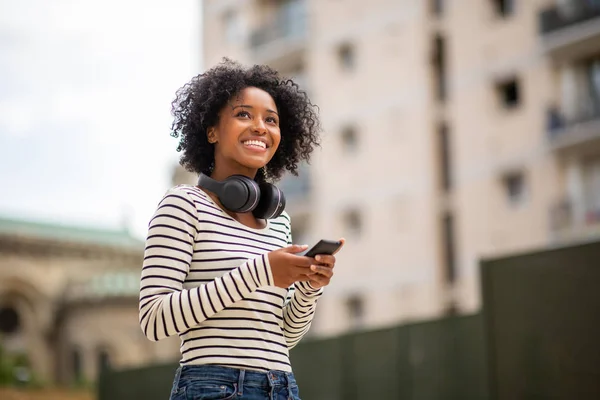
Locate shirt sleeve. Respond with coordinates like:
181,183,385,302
138,188,274,341
281,216,323,349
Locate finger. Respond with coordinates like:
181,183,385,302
314,254,335,267
287,254,315,267
281,244,309,254
293,266,317,276
310,264,334,278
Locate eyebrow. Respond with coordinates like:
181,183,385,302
232,104,279,116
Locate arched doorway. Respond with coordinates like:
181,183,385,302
0,281,53,383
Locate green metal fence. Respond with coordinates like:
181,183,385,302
481,240,600,400
98,362,177,400
98,239,600,400
98,314,488,400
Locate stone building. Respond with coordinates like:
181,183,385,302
0,216,179,384
199,0,600,335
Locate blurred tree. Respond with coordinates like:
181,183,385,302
0,340,14,385
0,339,37,387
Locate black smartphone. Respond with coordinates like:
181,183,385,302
303,239,343,258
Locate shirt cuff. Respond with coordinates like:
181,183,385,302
295,281,324,297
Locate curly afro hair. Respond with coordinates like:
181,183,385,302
170,58,321,182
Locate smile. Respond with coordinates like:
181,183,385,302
242,140,267,150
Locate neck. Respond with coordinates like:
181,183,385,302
210,165,258,182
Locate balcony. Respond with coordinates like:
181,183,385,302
546,102,600,151
249,0,307,69
549,198,600,242
539,0,600,60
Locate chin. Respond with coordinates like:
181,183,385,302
236,160,266,172
242,156,272,169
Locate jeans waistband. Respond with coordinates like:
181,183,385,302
177,365,296,389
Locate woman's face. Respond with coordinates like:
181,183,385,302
208,86,281,177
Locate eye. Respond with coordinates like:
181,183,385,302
236,111,251,118
266,116,278,125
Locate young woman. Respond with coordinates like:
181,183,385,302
139,59,344,400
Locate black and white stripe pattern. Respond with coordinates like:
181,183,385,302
139,185,322,372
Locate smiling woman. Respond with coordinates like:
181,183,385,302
139,59,345,400
170,58,320,182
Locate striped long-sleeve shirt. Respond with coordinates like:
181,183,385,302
139,185,322,372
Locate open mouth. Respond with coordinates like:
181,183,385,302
242,139,268,150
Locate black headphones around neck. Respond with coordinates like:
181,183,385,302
197,173,286,220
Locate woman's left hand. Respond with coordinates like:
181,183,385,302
307,238,345,289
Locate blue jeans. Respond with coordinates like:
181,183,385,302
169,365,301,400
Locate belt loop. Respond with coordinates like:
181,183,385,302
267,371,276,400
237,369,245,396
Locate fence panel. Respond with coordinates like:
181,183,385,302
481,240,600,400
347,326,407,400
289,335,345,400
98,362,177,400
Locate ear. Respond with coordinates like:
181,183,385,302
207,127,218,144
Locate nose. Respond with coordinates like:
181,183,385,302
253,119,267,135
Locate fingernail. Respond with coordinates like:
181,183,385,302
311,265,317,271
315,255,321,261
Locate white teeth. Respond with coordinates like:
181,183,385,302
244,140,266,149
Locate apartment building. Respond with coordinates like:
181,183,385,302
198,0,600,337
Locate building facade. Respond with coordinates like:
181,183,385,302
197,0,600,337
0,217,179,384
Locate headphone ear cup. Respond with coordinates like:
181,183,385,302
220,175,261,213
253,182,286,219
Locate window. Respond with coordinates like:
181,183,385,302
584,57,600,119
441,213,457,284
223,10,241,43
340,125,358,154
492,0,515,17
502,171,526,205
496,77,521,109
337,43,355,71
437,123,452,191
582,157,600,222
430,0,444,17
342,209,362,236
0,306,20,335
431,34,447,103
346,294,365,328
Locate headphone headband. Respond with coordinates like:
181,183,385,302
197,173,223,195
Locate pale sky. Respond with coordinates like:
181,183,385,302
0,0,202,239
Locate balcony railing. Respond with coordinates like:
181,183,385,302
546,100,600,145
249,1,307,51
550,197,600,235
539,0,600,35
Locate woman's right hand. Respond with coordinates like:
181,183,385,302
268,245,315,288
